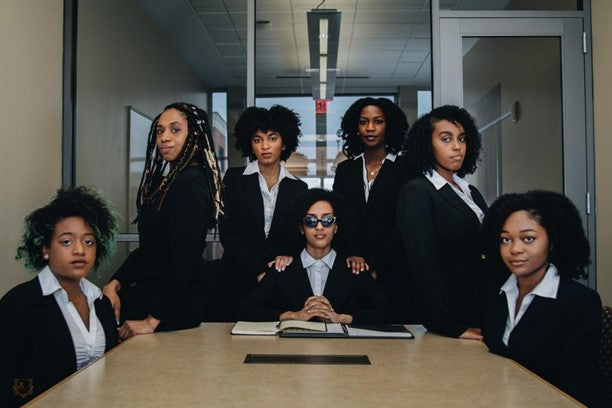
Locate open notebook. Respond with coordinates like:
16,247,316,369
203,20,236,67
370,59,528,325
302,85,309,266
231,320,413,339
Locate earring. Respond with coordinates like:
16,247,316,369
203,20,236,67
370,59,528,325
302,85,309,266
43,254,49,260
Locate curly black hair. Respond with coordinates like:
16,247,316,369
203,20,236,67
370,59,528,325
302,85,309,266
404,105,481,177
339,97,409,158
481,190,590,281
233,105,302,161
16,186,118,272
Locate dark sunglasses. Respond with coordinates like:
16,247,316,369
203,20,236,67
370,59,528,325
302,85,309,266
302,216,337,228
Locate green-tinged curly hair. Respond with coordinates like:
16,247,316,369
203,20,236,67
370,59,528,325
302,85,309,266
16,186,118,272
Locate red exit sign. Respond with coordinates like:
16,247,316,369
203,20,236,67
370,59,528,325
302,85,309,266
315,99,328,113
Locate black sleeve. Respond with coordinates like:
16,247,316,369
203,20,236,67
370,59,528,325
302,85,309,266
236,270,286,321
556,288,602,405
351,272,398,324
219,169,265,280
111,246,142,288
396,181,468,337
0,290,27,407
150,171,211,323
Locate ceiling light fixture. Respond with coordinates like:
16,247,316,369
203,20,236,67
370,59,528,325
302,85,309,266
307,8,341,100
320,56,327,82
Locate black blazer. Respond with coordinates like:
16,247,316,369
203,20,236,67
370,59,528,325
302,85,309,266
112,165,212,329
237,252,396,324
332,156,410,280
220,166,307,293
0,276,118,407
396,176,487,337
483,275,602,406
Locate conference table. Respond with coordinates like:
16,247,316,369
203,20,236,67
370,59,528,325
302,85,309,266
27,323,580,407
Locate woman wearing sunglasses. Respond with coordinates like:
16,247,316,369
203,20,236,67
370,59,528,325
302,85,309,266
237,188,395,324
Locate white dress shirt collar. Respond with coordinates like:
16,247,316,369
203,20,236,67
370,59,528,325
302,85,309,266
243,160,297,180
500,263,560,299
37,266,106,370
300,248,337,270
355,153,397,202
243,160,296,237
353,152,397,163
300,248,337,296
38,265,102,305
499,263,560,345
425,168,467,191
425,169,484,222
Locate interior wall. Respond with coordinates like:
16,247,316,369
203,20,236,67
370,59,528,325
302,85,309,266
462,37,563,199
0,0,64,297
592,0,612,305
76,0,208,286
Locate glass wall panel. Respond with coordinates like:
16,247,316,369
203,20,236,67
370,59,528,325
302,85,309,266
462,37,563,203
254,0,432,184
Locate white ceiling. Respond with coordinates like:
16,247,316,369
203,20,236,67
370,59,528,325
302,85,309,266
136,0,512,97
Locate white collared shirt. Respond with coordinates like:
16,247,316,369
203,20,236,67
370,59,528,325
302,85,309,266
243,160,297,237
499,264,560,346
355,153,397,202
300,248,337,296
38,266,106,370
425,169,484,222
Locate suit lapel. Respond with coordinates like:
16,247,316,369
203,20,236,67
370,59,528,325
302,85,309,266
269,178,292,238
508,296,554,347
242,173,265,238
438,184,480,224
291,258,315,303
323,257,351,309
31,287,76,366
491,292,511,351
470,185,488,213
348,158,367,217
366,160,393,212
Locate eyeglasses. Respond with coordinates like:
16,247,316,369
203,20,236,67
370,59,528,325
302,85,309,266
302,216,337,228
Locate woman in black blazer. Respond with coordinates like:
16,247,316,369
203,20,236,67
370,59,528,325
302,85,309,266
238,188,396,324
481,191,601,406
103,102,223,337
397,105,486,338
333,97,411,318
220,106,308,309
1,187,119,406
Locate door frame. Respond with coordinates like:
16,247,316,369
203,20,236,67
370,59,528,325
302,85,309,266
432,5,596,288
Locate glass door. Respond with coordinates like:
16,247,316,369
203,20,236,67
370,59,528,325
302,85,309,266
438,15,594,286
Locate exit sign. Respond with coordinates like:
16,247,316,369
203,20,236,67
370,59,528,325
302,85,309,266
315,99,328,113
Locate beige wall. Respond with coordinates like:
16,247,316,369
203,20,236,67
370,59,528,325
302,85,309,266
592,0,612,306
75,0,208,286
0,0,64,296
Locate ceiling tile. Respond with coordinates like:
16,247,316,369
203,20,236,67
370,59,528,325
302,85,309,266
393,62,421,77
399,50,430,62
209,29,239,42
229,12,248,29
217,44,246,57
198,13,234,29
354,10,420,23
405,38,430,51
191,0,225,13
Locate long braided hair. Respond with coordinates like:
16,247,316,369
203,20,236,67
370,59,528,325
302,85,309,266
135,102,223,227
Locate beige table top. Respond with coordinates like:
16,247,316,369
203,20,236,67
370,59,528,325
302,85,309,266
27,323,580,407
